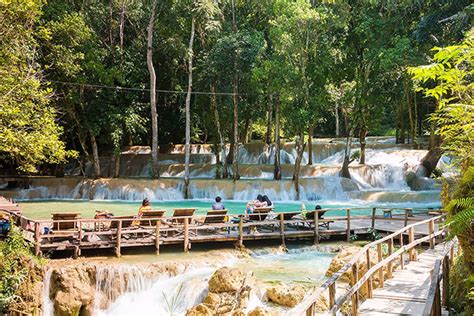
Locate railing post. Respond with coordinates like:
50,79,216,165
329,282,336,309
78,220,83,246
377,243,384,288
387,238,394,278
34,222,41,256
408,227,417,261
450,246,454,266
429,219,435,249
371,207,376,229
404,209,409,227
442,255,450,307
346,209,351,242
351,263,359,315
238,217,244,248
279,213,286,247
184,217,189,252
314,210,319,244
399,233,405,269
115,220,122,258
155,221,160,255
366,249,373,298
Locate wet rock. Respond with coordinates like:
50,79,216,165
208,267,246,293
266,284,306,308
186,304,213,316
247,306,277,316
50,264,96,316
405,171,434,191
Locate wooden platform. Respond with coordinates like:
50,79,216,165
358,243,449,315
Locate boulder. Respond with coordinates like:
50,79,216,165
248,306,277,316
208,267,246,293
186,304,213,316
50,264,96,316
266,284,306,308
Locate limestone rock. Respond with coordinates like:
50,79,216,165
186,304,213,316
266,284,306,308
50,264,96,316
208,267,246,293
248,306,277,316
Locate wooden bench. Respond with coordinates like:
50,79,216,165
140,210,166,226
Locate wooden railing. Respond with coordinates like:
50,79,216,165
3,207,440,259
294,214,447,316
422,237,457,316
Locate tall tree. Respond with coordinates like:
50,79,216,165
147,0,160,178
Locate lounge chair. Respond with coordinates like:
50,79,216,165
282,211,301,221
307,210,334,230
140,210,166,226
51,212,81,231
201,210,228,224
110,215,135,229
248,207,272,221
169,208,196,225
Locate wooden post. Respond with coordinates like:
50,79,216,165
404,209,409,227
366,249,373,298
351,263,359,315
408,227,416,261
238,217,243,248
399,233,405,269
442,255,449,307
450,246,454,266
428,219,435,249
279,213,286,247
184,217,189,252
78,220,83,246
34,222,41,256
371,207,376,229
387,238,394,278
377,243,384,288
314,210,319,244
346,209,351,242
329,282,336,309
116,220,122,258
155,221,160,255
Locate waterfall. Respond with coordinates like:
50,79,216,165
95,267,214,316
42,269,54,316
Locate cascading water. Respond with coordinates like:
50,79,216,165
42,269,54,316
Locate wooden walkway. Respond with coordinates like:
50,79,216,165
358,243,449,315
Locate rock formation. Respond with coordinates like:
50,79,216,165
266,283,306,308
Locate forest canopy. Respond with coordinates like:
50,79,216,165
0,0,472,175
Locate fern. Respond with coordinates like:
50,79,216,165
445,207,474,237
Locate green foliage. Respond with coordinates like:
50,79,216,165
0,223,43,312
450,253,474,315
0,0,75,173
409,31,473,169
366,227,381,241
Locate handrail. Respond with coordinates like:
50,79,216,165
422,237,458,315
293,214,446,315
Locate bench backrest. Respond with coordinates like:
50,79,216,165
52,213,81,230
140,210,166,226
171,208,196,224
204,210,227,224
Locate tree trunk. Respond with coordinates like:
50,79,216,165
184,17,195,199
404,79,415,145
307,122,314,165
147,0,159,179
211,84,226,179
241,117,251,144
232,77,239,181
114,153,120,178
359,127,367,165
340,130,352,179
413,91,418,148
421,135,442,176
78,132,89,177
397,99,405,144
293,132,306,200
273,94,281,180
265,94,273,145
90,132,101,178
335,102,340,137
119,2,126,50
109,0,114,48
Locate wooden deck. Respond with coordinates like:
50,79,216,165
1,205,443,258
358,243,451,315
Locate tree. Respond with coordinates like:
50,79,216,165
147,0,160,178
0,0,74,173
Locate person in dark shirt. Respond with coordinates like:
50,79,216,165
212,196,225,210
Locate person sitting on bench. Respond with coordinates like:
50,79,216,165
212,196,225,210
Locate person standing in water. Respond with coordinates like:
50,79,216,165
212,196,225,210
